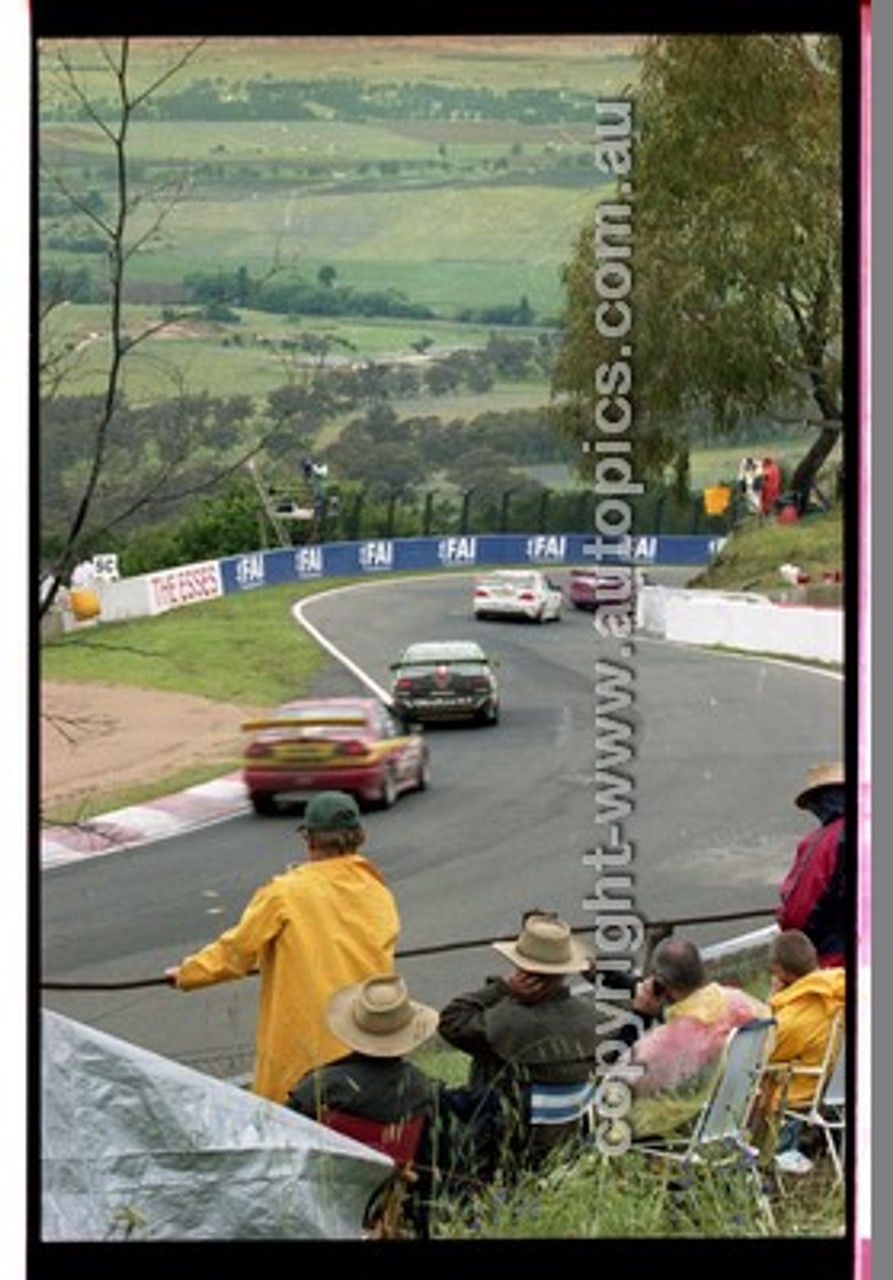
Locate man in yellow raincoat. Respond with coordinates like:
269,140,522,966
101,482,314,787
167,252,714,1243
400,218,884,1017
165,791,399,1104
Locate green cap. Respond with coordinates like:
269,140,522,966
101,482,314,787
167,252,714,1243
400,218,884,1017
302,790,362,832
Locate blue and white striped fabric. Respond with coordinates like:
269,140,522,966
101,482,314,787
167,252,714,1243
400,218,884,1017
529,1079,598,1126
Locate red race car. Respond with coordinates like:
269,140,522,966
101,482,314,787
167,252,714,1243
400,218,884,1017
242,697,430,816
568,566,642,612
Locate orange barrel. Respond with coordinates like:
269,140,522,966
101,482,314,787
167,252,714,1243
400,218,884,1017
70,588,101,621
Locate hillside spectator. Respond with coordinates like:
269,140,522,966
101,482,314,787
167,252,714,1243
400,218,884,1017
777,763,846,967
761,930,845,1157
761,456,782,516
164,791,399,1104
627,936,771,1138
287,973,439,1237
437,912,596,1176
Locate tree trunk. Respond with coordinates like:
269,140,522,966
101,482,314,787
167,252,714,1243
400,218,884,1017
789,423,841,514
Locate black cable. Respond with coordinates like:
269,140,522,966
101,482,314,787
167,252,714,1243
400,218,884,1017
40,906,776,992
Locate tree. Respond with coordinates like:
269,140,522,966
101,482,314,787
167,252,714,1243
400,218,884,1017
551,35,843,506
37,39,301,616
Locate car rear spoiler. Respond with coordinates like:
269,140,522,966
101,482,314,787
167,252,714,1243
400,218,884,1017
241,715,368,731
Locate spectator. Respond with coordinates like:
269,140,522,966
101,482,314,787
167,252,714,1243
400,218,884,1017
164,791,399,1104
761,456,782,517
287,971,438,1129
437,912,596,1174
761,930,845,1157
626,936,771,1138
287,972,439,1237
777,763,846,967
70,555,97,589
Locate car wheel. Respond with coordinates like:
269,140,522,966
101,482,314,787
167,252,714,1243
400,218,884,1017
376,766,398,810
250,792,278,816
479,701,499,726
416,753,431,791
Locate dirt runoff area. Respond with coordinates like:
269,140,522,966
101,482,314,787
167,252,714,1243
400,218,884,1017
40,682,263,816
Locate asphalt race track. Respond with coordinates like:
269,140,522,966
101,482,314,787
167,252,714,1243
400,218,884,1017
40,570,844,1082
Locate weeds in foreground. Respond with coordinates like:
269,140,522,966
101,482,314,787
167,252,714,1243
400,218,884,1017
427,1143,845,1239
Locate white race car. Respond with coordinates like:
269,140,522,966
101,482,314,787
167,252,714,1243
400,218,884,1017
472,569,564,623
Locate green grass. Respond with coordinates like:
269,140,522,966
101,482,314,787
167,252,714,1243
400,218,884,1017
41,580,330,704
691,506,844,596
427,1144,844,1238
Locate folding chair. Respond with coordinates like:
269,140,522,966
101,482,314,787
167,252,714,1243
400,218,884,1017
318,1108,429,1238
775,1009,846,1185
633,1017,778,1230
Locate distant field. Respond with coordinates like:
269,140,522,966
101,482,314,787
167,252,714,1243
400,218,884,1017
38,34,642,103
41,304,557,403
39,37,628,325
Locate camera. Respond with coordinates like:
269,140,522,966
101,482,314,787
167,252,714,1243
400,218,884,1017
650,975,667,999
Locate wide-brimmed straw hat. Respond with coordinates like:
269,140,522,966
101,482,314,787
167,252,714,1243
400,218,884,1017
795,762,845,809
326,974,439,1057
492,913,591,975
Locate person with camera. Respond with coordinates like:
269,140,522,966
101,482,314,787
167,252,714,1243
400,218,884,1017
619,936,771,1138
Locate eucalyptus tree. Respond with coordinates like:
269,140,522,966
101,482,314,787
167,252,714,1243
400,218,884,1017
551,34,843,508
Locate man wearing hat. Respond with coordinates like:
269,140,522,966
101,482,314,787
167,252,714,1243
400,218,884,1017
287,973,438,1134
437,912,597,1170
287,973,439,1238
777,762,846,968
164,791,399,1104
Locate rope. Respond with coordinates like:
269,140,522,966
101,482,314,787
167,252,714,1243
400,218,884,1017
40,906,776,992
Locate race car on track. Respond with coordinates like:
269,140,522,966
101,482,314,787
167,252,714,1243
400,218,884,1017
242,697,430,815
389,639,500,726
568,566,643,612
472,569,564,623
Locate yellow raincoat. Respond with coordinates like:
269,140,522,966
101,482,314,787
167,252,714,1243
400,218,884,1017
175,854,399,1103
769,966,845,1108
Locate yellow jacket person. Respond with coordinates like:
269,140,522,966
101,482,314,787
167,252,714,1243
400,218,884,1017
165,791,399,1104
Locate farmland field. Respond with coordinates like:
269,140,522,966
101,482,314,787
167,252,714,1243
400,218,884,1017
39,36,641,411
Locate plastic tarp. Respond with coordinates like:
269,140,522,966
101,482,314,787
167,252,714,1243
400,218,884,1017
41,1009,394,1241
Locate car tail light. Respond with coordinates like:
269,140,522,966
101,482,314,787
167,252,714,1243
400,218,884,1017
394,677,413,691
469,675,491,689
518,591,536,601
335,740,368,757
474,587,490,597
245,742,272,759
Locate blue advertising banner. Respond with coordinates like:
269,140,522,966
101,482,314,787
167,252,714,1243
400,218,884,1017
218,533,725,596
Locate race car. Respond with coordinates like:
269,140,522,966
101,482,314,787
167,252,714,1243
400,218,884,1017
242,696,429,815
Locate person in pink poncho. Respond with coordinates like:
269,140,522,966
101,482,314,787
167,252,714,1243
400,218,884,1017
625,936,771,1138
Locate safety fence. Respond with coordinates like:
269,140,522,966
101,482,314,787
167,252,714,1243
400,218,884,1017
66,530,725,626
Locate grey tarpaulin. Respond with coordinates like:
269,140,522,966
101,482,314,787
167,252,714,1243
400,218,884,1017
41,1009,394,1241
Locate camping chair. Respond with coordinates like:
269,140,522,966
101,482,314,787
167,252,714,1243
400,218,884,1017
773,1008,846,1185
633,1017,778,1230
318,1108,429,1239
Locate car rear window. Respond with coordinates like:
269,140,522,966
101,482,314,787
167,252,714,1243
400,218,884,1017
478,573,537,590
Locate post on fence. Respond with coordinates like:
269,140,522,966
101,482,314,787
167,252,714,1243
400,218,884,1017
652,491,666,536
423,491,434,537
349,490,366,540
386,491,399,538
460,487,476,535
538,488,550,533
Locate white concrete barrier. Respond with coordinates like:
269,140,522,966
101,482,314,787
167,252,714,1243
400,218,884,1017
641,586,842,664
